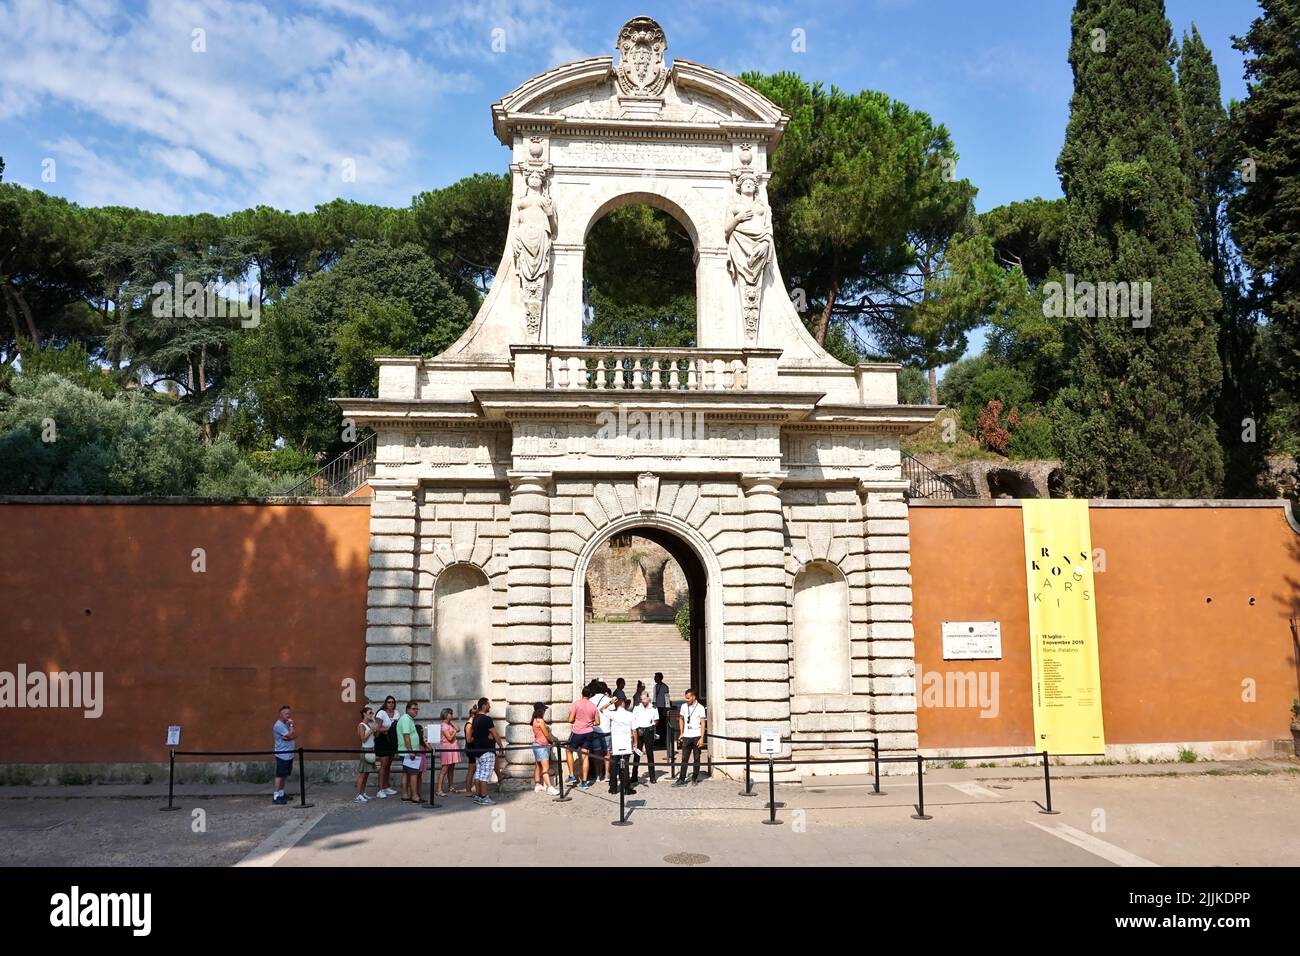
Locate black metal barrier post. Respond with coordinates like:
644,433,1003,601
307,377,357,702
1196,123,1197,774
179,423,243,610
910,753,930,820
553,742,571,803
295,747,314,809
612,762,631,827
1039,750,1059,815
425,745,440,810
667,731,676,780
738,738,755,796
871,739,883,795
762,758,781,825
160,749,181,811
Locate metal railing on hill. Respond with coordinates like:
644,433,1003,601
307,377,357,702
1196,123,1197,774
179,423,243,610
281,433,376,498
902,451,972,500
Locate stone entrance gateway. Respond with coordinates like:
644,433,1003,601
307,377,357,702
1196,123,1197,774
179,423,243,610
338,17,934,778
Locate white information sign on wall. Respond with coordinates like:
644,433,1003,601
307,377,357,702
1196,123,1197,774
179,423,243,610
759,729,782,756
941,621,1002,660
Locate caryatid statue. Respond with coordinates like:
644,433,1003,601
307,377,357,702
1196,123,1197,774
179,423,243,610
512,163,556,336
724,158,774,342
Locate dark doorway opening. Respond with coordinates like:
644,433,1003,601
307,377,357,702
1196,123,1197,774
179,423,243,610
583,525,707,704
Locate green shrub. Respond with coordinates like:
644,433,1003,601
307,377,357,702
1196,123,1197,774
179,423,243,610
960,366,1033,434
938,354,999,409
897,365,930,405
1008,413,1057,459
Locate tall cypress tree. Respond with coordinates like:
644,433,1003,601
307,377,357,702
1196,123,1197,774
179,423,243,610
1230,0,1300,460
1053,0,1223,497
1179,26,1268,494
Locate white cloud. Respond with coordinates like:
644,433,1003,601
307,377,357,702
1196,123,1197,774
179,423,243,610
147,145,221,182
43,135,189,212
0,0,482,212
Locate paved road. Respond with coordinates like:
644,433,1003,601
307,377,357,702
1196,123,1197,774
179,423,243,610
2,764,1297,867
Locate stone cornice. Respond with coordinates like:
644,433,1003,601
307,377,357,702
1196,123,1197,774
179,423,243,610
472,388,823,422
335,395,936,436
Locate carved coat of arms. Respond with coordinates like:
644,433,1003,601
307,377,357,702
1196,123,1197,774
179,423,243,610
615,17,668,97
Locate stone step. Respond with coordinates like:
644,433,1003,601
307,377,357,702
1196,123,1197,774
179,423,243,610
584,622,691,691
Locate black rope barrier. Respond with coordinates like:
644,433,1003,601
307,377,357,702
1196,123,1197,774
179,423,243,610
159,741,1060,828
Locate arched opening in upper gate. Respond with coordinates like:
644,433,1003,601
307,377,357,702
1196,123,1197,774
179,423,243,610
578,523,709,710
582,193,699,348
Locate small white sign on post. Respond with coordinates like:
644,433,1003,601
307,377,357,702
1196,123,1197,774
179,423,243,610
759,728,781,756
942,621,1002,660
166,725,182,747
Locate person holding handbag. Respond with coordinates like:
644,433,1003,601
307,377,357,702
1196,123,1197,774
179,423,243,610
460,703,479,796
354,706,377,803
373,696,399,798
435,708,462,796
397,701,424,802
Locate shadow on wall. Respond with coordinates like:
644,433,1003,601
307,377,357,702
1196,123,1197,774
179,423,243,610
1279,523,1300,707
0,501,371,764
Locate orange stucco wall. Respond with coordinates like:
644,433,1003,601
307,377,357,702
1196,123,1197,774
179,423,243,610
3,498,1298,765
0,501,371,763
911,502,1300,750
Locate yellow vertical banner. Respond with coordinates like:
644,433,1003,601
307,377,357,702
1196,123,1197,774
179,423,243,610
1022,500,1105,754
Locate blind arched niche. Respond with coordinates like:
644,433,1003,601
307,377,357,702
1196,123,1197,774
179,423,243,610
432,564,492,702
792,562,850,695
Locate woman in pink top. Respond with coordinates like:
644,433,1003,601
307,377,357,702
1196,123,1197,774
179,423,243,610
530,703,559,795
564,686,601,787
435,708,462,796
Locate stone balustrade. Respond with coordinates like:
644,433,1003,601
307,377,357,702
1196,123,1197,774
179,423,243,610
509,345,783,391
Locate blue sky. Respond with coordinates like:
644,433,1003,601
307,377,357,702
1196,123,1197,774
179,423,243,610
0,0,1260,217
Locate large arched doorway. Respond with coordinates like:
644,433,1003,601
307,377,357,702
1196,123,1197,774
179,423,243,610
581,528,704,702
571,516,720,722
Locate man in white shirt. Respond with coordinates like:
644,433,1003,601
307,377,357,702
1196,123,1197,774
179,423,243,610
590,682,614,783
606,697,637,795
630,689,659,784
652,672,670,744
673,687,707,786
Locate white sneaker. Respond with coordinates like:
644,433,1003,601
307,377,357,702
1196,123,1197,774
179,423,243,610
534,784,545,792
376,789,390,798
381,787,397,796
354,794,369,803
546,786,560,795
